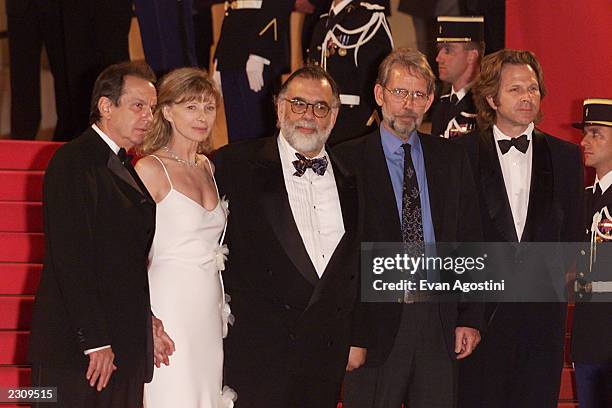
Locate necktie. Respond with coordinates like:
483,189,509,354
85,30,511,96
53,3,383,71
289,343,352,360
450,93,459,105
498,134,529,154
292,153,328,177
401,144,424,245
117,148,134,167
592,183,603,212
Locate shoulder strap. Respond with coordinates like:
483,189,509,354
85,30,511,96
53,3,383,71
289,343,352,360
149,155,173,189
203,155,221,200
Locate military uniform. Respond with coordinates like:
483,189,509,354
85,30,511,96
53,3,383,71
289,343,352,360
431,88,478,138
215,0,293,142
431,16,483,139
571,98,612,408
307,0,393,145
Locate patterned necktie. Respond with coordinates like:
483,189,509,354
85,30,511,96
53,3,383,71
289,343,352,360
292,153,328,177
401,144,424,245
498,134,529,154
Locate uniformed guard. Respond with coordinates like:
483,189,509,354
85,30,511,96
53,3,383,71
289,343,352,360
571,98,612,408
307,0,393,145
431,16,484,139
215,0,293,142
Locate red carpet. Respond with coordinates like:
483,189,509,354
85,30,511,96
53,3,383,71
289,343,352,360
0,139,578,405
0,140,60,392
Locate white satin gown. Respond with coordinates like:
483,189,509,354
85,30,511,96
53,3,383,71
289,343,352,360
143,155,235,408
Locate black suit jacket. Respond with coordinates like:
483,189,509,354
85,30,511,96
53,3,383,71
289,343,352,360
430,90,478,139
455,128,583,321
334,129,484,366
28,128,156,381
215,0,293,72
214,136,359,404
572,185,612,363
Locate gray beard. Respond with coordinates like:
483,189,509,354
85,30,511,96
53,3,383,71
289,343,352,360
383,108,423,139
280,118,332,155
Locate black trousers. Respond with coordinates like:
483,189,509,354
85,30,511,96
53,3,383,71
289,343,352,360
458,303,565,408
343,303,456,408
31,364,145,408
7,0,71,140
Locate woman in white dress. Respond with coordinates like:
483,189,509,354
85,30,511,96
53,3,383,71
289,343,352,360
136,67,236,407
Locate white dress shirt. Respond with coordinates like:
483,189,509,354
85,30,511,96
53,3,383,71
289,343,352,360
92,124,120,154
278,133,345,277
493,123,534,241
594,170,612,195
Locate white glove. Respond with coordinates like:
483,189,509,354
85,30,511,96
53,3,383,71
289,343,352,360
245,54,270,93
212,59,223,98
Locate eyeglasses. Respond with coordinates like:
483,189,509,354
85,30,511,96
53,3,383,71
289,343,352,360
383,87,429,106
283,98,333,118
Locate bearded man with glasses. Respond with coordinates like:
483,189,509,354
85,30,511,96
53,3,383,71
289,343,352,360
214,65,360,408
335,48,484,408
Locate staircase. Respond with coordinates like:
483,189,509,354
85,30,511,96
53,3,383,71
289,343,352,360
0,140,61,407
0,139,579,407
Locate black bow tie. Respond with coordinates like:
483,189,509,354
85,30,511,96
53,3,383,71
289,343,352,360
292,153,328,177
117,148,134,166
498,135,529,154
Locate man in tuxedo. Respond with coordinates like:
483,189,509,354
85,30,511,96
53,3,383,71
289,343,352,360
455,49,584,408
431,16,484,139
335,48,483,408
214,66,359,407
571,98,612,408
29,62,174,407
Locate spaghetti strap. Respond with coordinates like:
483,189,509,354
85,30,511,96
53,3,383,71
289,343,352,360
150,155,173,190
203,155,221,200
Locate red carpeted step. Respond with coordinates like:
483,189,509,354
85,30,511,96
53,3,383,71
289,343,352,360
0,366,31,387
0,233,44,264
559,366,576,400
0,263,42,295
557,403,578,407
0,202,43,232
0,331,29,365
0,296,34,330
0,140,62,171
0,171,45,202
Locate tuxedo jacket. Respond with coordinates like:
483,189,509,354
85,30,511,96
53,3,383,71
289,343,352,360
572,185,612,363
214,137,359,398
430,90,478,139
215,0,293,72
28,128,156,381
455,129,584,330
334,129,484,366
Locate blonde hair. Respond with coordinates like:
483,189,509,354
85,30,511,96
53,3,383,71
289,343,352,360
140,67,221,155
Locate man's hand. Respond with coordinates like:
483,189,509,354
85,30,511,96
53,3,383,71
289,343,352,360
455,327,481,359
295,0,315,14
152,316,176,368
346,346,367,371
86,348,116,391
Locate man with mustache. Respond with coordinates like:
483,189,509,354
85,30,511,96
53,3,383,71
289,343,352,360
214,65,359,407
431,16,484,139
335,48,484,408
455,49,584,408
